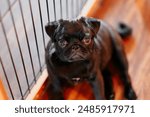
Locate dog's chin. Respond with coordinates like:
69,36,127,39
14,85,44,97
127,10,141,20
60,55,88,63
68,58,86,62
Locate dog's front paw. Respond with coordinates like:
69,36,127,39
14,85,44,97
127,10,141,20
49,95,64,100
48,91,64,100
108,93,115,100
125,88,137,100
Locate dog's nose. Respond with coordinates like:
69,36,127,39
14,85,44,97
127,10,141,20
72,45,80,51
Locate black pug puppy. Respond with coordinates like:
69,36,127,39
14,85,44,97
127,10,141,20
45,17,137,100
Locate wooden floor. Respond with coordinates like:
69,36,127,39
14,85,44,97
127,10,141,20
36,0,150,100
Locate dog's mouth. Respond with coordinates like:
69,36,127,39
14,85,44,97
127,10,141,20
67,53,89,62
69,52,86,60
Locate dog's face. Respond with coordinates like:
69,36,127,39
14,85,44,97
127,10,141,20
45,17,100,62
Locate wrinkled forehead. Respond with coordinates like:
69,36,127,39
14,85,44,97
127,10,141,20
56,21,90,37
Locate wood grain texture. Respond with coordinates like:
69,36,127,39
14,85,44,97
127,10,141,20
37,0,150,100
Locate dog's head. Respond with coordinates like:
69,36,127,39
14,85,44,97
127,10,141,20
45,17,100,62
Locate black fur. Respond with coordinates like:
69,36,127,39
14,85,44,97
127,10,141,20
45,17,137,100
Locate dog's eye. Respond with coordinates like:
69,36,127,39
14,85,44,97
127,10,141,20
58,40,68,48
82,38,91,45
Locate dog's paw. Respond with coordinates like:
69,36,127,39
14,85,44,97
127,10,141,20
48,91,64,100
50,95,64,100
125,88,137,100
105,93,115,100
108,93,115,100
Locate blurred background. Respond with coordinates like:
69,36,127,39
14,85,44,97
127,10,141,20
0,0,150,100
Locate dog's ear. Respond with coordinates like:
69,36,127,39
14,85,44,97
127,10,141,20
79,17,100,34
45,21,59,40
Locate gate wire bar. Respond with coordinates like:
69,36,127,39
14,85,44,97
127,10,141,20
60,0,63,18
1,0,17,19
71,0,74,18
0,11,24,100
24,64,46,99
28,0,42,73
66,0,68,19
79,0,81,11
76,0,79,17
82,0,84,7
38,0,46,48
7,0,30,97
18,0,36,83
53,0,56,20
0,56,14,99
46,0,50,22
